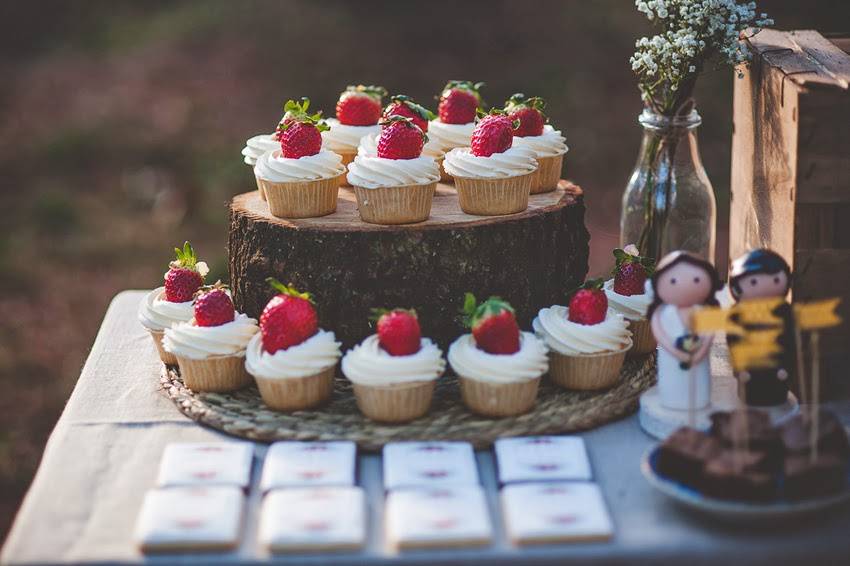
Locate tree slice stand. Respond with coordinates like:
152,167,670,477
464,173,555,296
161,354,656,450
229,180,589,350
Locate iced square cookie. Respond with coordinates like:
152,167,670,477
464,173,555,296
260,441,356,492
156,442,254,488
494,436,591,483
383,441,478,490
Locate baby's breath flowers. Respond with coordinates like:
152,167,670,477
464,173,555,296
630,0,772,115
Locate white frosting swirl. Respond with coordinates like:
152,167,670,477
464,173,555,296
357,132,445,160
164,314,259,360
245,330,341,379
532,306,631,355
138,287,194,332
341,335,445,386
241,134,279,166
603,279,653,321
346,155,440,189
447,332,548,384
254,149,345,183
443,145,538,179
321,118,380,152
428,120,475,150
512,125,569,158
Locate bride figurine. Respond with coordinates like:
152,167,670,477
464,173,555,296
648,251,722,411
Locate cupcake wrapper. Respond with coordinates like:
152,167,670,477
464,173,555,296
627,318,656,356
453,172,533,216
258,183,267,201
353,182,436,225
256,175,341,219
253,366,335,411
459,375,540,417
438,158,453,184
148,329,178,366
529,154,564,194
548,342,631,391
176,354,253,393
352,380,436,423
339,150,357,187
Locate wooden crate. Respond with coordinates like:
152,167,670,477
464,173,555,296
730,29,850,398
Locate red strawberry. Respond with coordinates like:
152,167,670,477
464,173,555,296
612,246,655,296
470,113,515,157
194,285,235,327
568,279,608,325
336,85,387,126
383,94,436,132
438,80,484,125
164,241,206,303
376,116,427,160
374,308,421,356
278,98,329,159
273,97,310,140
260,279,318,353
463,293,520,355
504,93,546,137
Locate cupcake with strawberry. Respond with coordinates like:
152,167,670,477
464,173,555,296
245,279,342,411
448,294,548,417
604,245,656,355
443,111,538,216
341,309,445,423
357,94,447,179
346,116,440,225
506,94,568,194
254,98,346,219
532,279,632,391
428,81,484,164
322,85,387,185
163,283,259,392
138,242,209,365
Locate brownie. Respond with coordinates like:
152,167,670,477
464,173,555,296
784,453,848,500
710,410,783,471
656,428,722,489
702,450,776,502
781,411,850,459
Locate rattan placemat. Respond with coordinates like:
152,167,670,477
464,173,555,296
161,355,656,450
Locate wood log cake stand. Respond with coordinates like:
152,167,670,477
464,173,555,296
229,180,589,350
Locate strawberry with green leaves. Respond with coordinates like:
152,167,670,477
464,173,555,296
470,110,518,157
164,241,208,303
336,85,388,126
260,279,318,353
383,94,436,132
193,283,235,327
504,93,547,137
612,245,655,296
567,279,608,325
462,293,520,354
438,81,484,125
372,308,421,356
277,98,329,159
377,116,427,160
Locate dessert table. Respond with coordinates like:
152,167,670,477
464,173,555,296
3,290,850,565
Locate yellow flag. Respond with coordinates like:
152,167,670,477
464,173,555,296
734,298,784,326
794,299,842,330
729,341,781,372
691,306,733,334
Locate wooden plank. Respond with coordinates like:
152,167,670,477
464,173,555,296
748,29,850,90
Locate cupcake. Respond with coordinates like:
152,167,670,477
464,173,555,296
449,294,548,417
428,81,484,173
342,309,445,423
347,116,440,225
254,98,345,219
604,245,657,355
164,285,258,392
506,94,569,194
245,279,341,411
138,242,208,365
322,85,387,186
533,279,632,391
382,94,451,182
443,112,538,216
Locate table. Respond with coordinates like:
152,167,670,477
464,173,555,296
3,290,850,565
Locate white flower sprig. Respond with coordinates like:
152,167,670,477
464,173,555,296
630,0,773,115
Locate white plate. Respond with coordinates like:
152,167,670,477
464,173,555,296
641,448,850,522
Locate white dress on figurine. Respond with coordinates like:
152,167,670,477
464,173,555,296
657,304,711,410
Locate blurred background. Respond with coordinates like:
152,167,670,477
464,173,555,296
0,0,847,540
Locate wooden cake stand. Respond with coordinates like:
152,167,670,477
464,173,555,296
229,180,590,349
